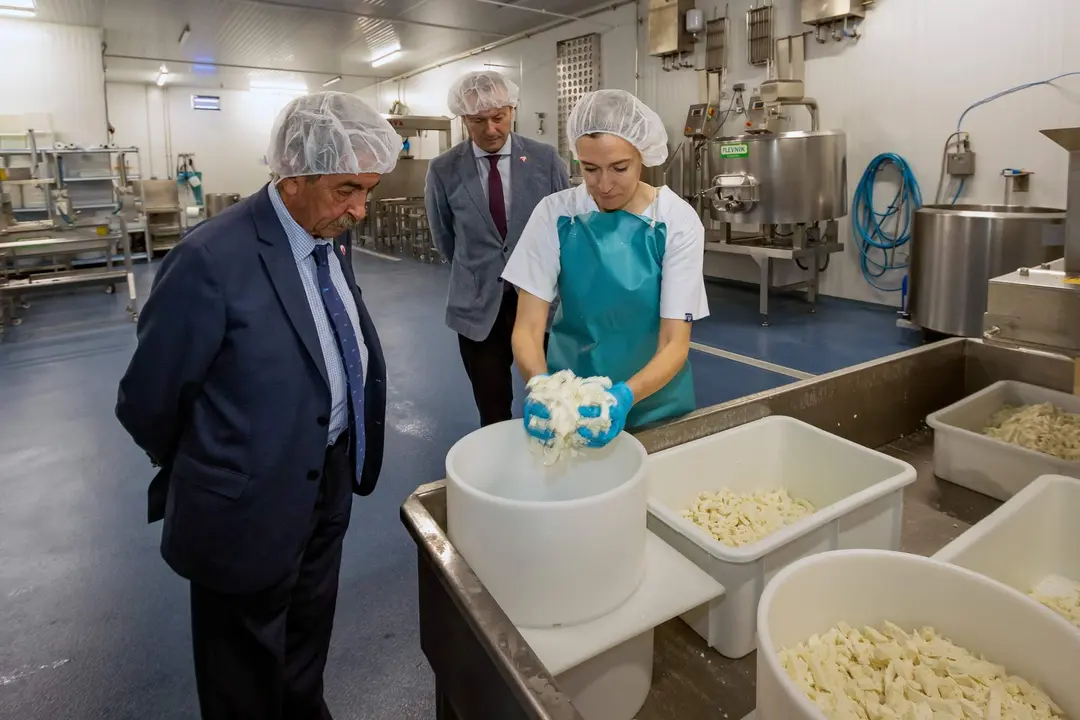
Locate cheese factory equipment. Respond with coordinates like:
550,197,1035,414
909,205,1065,338
443,420,721,720
698,33,846,326
756,550,1080,720
402,338,1078,719
983,127,1080,366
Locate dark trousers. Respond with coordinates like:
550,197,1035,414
459,286,519,427
190,436,352,720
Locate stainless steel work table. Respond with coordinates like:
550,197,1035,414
0,227,139,330
401,338,1074,720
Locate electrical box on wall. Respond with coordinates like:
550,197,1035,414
801,0,866,25
648,0,695,57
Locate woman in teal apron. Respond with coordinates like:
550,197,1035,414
501,89,710,447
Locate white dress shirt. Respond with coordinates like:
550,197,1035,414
267,182,368,445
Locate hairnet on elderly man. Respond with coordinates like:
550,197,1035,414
116,88,394,719
425,69,569,427
502,87,710,443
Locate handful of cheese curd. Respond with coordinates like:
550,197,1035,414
780,620,1066,720
523,371,616,463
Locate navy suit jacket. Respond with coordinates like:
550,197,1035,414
116,185,386,594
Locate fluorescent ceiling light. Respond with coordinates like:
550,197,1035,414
371,49,403,68
156,72,168,87
322,75,342,87
249,79,308,95
159,64,169,74
0,5,35,18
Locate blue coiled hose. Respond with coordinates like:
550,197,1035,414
853,153,923,293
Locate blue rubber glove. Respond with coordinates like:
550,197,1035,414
577,382,634,448
523,376,554,443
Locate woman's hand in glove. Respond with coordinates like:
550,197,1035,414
577,383,634,448
523,377,555,443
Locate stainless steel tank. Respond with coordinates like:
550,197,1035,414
909,204,1066,337
707,129,847,225
206,192,241,218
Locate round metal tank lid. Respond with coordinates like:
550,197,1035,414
712,128,846,143
918,204,1065,219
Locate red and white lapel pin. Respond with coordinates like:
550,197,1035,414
519,155,527,162
339,244,346,256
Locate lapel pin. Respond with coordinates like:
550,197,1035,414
339,244,346,256
520,155,527,162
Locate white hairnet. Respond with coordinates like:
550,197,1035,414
567,89,669,167
447,71,520,117
268,91,401,178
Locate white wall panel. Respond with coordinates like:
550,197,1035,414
0,19,106,145
107,82,298,197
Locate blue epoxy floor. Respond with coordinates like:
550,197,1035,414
0,257,915,719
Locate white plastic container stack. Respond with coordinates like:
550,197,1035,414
927,380,1080,500
756,550,1080,720
646,416,916,658
445,420,648,628
934,474,1080,625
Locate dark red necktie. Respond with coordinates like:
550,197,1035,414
486,154,507,240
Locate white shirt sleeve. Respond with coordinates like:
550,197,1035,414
659,191,711,321
501,194,561,302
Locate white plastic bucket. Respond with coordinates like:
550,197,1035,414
756,550,1080,720
446,420,648,628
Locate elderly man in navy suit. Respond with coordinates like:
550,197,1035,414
116,92,400,720
425,70,569,427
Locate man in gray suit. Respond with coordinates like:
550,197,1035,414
426,70,569,427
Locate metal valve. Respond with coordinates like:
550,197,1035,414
708,172,759,215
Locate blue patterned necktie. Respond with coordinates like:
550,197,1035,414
312,243,365,480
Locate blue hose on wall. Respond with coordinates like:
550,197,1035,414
853,153,923,293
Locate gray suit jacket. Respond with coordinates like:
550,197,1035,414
425,133,569,341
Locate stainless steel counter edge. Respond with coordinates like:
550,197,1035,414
400,485,585,719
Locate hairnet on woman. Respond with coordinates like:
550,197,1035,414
501,89,710,445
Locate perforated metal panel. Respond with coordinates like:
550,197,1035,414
556,33,601,168
747,5,774,66
705,17,729,73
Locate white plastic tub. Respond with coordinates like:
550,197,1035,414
926,380,1080,500
756,550,1080,720
446,420,648,628
646,415,916,658
934,474,1080,626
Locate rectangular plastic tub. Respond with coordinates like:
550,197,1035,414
926,380,1080,501
645,415,916,658
934,474,1080,624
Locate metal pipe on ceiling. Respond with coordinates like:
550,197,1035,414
239,0,511,37
102,54,387,81
469,0,615,29
383,0,637,83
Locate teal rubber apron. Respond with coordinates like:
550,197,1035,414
546,199,695,430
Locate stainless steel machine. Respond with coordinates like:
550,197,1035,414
688,33,847,326
909,204,1065,338
206,192,242,218
983,127,1080,378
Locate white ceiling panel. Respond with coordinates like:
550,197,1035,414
28,0,618,90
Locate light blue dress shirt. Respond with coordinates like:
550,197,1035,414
473,138,512,220
268,182,368,445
